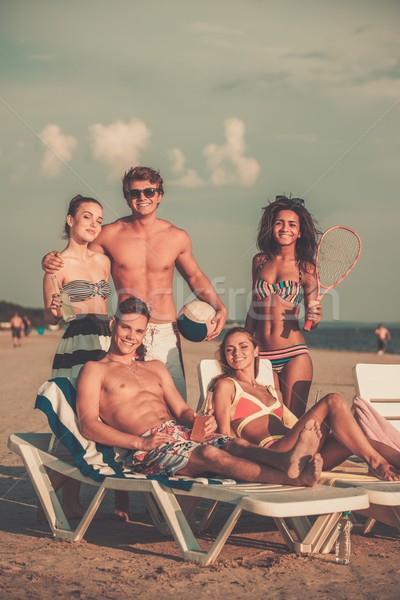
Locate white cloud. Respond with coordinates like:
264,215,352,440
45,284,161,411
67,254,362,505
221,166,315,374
88,118,150,179
168,148,186,174
168,147,204,187
204,118,260,186
39,124,77,178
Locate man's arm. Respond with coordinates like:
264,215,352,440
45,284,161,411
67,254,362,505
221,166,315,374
175,230,227,340
41,227,108,274
76,363,173,451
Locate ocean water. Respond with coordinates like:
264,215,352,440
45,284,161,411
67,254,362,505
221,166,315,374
220,323,400,355
303,325,400,354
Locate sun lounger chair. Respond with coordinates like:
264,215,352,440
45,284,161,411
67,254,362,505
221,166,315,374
318,364,400,534
353,363,400,432
7,377,369,564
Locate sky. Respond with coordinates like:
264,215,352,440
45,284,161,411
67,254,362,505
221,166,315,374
1,0,399,323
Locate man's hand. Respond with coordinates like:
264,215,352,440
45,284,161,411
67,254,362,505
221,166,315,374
42,250,64,274
305,301,322,330
207,307,227,341
138,432,174,451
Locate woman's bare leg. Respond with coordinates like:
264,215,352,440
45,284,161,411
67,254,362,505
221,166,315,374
226,421,322,479
179,444,323,488
274,393,400,481
279,353,313,418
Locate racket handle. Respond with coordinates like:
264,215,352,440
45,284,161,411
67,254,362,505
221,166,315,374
303,319,313,332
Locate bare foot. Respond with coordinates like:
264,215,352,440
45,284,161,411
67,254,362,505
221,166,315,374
369,460,400,482
286,420,322,479
112,509,130,522
295,453,323,487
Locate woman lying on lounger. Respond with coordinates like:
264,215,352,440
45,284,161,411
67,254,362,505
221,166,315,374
212,327,400,481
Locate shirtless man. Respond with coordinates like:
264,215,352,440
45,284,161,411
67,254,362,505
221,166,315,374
374,324,391,356
43,166,227,399
10,312,24,348
76,297,323,486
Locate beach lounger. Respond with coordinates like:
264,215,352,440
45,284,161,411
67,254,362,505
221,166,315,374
318,364,400,534
7,377,370,564
353,363,400,432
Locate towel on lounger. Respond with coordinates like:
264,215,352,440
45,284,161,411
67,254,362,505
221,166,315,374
352,395,400,453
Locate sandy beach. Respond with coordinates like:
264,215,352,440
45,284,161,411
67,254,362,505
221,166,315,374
1,329,399,599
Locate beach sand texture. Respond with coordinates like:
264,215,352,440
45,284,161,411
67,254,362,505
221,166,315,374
1,330,399,599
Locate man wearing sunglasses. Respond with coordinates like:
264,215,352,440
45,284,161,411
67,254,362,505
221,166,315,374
42,166,227,400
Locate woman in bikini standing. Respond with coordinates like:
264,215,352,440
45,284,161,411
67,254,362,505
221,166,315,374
43,194,120,518
43,194,112,378
212,327,400,481
245,196,321,417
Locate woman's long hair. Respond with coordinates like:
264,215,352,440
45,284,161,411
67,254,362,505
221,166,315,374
211,327,260,390
257,196,320,272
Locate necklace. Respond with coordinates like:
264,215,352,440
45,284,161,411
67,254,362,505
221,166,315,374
106,355,137,371
239,378,257,388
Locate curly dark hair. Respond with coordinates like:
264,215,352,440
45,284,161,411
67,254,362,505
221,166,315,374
256,196,320,271
122,166,164,203
114,296,151,361
210,327,260,391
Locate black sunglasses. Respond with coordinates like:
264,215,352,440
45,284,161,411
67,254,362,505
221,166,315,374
128,187,161,200
275,195,305,206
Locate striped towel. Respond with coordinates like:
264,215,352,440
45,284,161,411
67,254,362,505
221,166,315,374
35,377,237,489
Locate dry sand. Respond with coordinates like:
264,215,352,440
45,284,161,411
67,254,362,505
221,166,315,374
1,329,399,599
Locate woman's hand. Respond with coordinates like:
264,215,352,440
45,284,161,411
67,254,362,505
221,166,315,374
50,293,62,319
305,301,322,329
203,414,218,436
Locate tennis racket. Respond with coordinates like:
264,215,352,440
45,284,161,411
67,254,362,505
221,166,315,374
303,226,362,332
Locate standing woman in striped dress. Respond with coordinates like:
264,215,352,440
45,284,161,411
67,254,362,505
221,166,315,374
245,196,322,418
42,195,112,518
43,195,112,379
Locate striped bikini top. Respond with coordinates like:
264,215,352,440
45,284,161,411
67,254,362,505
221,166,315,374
254,258,304,306
60,280,111,303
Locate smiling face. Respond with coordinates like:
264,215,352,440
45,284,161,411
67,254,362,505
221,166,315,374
272,209,301,247
67,201,103,243
109,313,149,357
127,179,163,216
223,331,259,372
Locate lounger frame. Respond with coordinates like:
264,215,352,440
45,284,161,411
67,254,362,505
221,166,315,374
9,432,369,564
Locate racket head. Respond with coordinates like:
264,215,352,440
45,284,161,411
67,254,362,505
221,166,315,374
315,226,362,293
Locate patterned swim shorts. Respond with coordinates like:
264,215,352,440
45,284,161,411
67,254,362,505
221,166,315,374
127,420,232,477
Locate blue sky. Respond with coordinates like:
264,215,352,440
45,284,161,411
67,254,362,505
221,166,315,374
1,0,399,322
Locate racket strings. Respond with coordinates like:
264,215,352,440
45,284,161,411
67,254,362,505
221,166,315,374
318,228,361,287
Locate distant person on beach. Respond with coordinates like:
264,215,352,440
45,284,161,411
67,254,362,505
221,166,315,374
42,166,227,401
22,315,31,337
374,324,391,356
10,312,24,348
76,297,322,488
245,196,322,418
211,327,400,481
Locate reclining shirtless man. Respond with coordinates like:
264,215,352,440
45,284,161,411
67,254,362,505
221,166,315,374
76,297,323,486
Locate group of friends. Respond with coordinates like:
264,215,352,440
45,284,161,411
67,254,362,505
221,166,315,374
41,166,400,519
